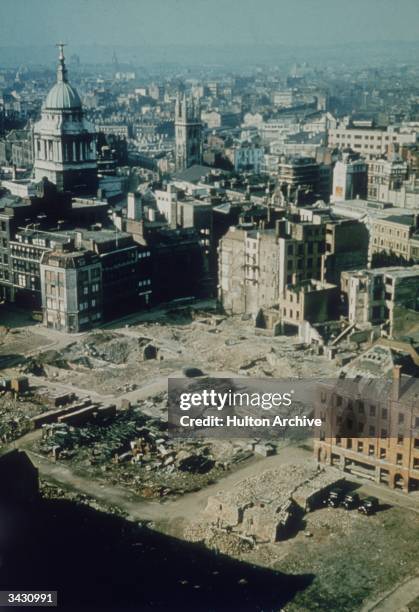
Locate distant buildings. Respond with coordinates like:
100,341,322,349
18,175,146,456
227,143,264,174
0,128,33,169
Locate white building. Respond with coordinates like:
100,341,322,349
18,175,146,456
331,153,368,202
328,124,418,158
33,45,97,194
367,156,408,203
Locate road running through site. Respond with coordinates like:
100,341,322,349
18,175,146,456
20,442,312,522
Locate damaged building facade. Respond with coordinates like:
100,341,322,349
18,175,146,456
341,265,419,338
218,208,368,338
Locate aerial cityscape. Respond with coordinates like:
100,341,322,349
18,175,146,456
0,1,419,610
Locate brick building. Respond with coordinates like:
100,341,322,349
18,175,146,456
315,368,419,492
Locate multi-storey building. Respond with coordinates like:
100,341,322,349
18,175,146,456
280,280,340,333
0,128,33,168
315,368,419,492
10,228,72,307
322,218,369,285
328,125,418,158
277,156,322,203
73,229,152,319
218,208,370,318
331,152,367,202
370,214,419,263
367,156,408,203
40,247,102,333
341,266,419,337
218,216,325,316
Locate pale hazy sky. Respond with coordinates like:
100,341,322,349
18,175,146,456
0,0,419,48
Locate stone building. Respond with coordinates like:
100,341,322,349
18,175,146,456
369,214,419,264
73,229,152,319
328,124,418,158
341,266,419,338
322,218,369,285
280,280,340,334
33,45,97,194
331,151,367,203
40,247,102,333
174,94,202,172
367,156,408,203
218,213,336,316
0,128,33,168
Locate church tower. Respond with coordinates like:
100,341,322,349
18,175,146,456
33,44,97,195
174,94,202,172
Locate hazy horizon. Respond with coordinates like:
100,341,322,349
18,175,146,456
1,0,419,49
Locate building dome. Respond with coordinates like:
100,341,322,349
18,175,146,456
45,81,81,110
44,43,82,110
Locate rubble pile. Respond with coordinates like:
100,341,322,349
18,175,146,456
184,523,254,556
24,349,70,375
39,412,147,460
16,313,337,398
35,402,257,498
39,481,127,517
184,465,344,545
0,392,44,443
40,423,97,458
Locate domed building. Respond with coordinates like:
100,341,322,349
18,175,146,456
33,44,97,194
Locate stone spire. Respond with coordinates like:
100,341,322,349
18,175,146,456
56,42,68,83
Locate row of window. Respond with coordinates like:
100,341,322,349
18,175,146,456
334,437,419,468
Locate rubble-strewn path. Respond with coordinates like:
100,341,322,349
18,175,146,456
21,444,313,522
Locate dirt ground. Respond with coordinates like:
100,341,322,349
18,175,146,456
278,505,419,611
185,502,419,612
3,305,417,611
3,309,338,398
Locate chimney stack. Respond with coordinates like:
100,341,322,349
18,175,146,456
392,365,402,402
